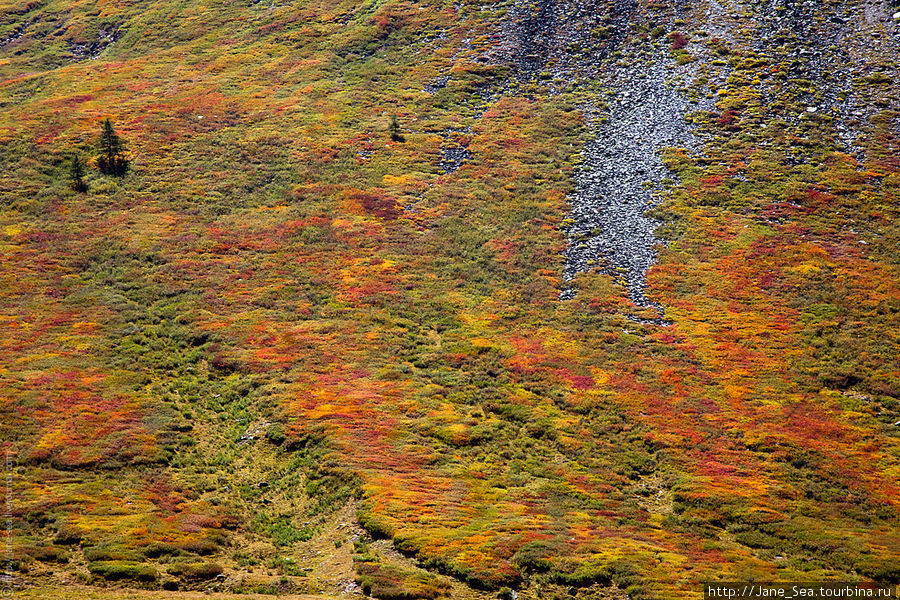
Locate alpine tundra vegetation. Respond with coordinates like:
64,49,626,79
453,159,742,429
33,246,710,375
0,0,898,599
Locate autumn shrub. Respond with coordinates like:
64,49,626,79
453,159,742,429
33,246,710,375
734,530,781,549
166,560,223,580
84,545,143,562
267,518,314,546
52,525,84,546
355,559,450,600
24,545,69,563
558,559,641,592
856,557,900,584
89,560,157,582
265,422,286,446
142,542,181,558
178,538,219,555
357,509,394,540
549,563,611,587
512,541,557,573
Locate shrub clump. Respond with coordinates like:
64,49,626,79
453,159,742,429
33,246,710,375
142,542,181,558
88,560,157,582
178,539,219,555
84,545,143,562
52,525,84,546
166,560,224,581
355,559,450,600
357,509,394,540
24,545,69,563
265,422,286,446
267,518,314,546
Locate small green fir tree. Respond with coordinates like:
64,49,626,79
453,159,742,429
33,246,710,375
69,154,88,192
389,114,405,142
97,117,129,176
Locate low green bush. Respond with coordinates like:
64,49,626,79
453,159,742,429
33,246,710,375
355,559,450,600
25,545,69,563
166,560,224,580
88,560,157,582
265,422,286,446
84,545,143,562
178,539,219,555
142,542,181,558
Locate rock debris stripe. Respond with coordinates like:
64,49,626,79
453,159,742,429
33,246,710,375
441,0,705,321
486,0,699,320
561,51,710,321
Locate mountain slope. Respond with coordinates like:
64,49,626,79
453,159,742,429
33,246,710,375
1,0,899,598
